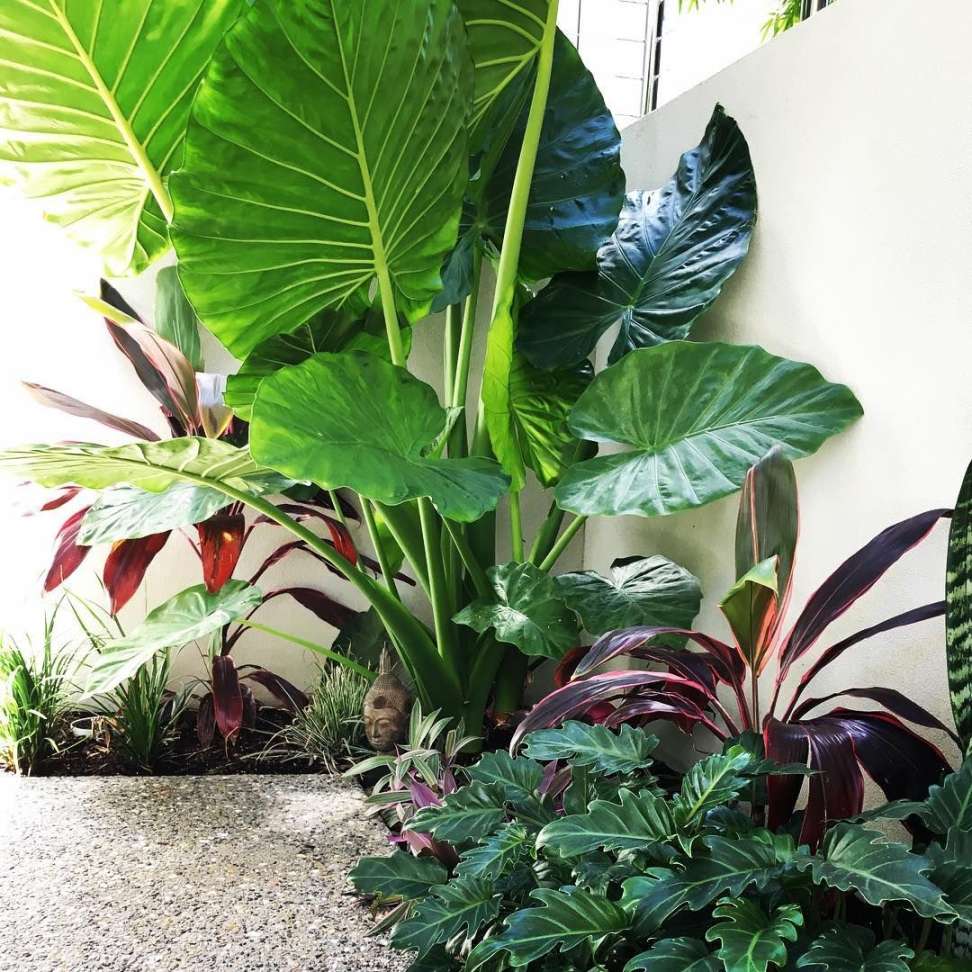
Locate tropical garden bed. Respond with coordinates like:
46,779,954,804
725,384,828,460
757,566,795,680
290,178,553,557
1,1,971,971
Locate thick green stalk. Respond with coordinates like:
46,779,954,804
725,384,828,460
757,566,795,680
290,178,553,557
444,303,461,402
509,491,525,562
474,0,560,459
328,490,348,529
528,500,566,565
442,519,491,598
494,652,529,717
360,498,399,599
451,249,483,411
419,498,459,664
537,514,587,572
375,502,430,595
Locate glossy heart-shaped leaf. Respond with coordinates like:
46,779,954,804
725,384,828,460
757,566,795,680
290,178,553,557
249,352,509,522
626,938,720,972
796,925,914,972
522,720,659,776
86,581,262,696
348,852,448,902
453,561,578,658
555,341,863,518
170,0,472,357
518,104,756,369
556,555,702,636
0,0,242,275
483,32,624,279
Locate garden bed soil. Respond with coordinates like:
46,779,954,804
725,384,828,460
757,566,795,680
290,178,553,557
39,706,331,777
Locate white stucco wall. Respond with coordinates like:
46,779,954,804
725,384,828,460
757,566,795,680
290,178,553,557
590,0,972,746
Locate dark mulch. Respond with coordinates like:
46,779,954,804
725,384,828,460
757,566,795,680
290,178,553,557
35,706,332,778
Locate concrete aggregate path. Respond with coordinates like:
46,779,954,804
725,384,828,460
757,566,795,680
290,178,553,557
0,774,410,972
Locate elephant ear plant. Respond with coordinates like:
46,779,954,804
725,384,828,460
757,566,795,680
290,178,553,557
350,721,972,971
0,0,862,734
519,449,959,844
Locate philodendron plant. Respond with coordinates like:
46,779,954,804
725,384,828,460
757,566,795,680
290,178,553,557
0,1,862,733
350,721,972,971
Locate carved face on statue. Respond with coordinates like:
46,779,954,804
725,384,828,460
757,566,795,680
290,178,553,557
362,654,412,752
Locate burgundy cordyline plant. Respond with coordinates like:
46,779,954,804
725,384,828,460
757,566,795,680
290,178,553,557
515,448,958,844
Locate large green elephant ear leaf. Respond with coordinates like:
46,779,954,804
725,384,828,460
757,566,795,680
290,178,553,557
556,555,702,636
86,581,262,696
0,0,242,276
518,104,757,369
0,438,264,494
555,341,863,518
249,352,509,522
170,0,472,359
947,459,972,751
453,561,579,659
456,0,550,151
223,308,404,421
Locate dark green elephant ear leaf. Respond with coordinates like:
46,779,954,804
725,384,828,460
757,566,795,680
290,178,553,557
483,31,625,279
555,341,863,519
171,0,472,358
556,555,702,636
705,898,802,972
453,561,578,659
947,458,972,750
249,352,509,523
518,104,757,369
796,924,914,972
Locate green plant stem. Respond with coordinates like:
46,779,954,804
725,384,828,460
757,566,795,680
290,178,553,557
451,249,483,411
360,498,399,600
444,303,461,401
328,490,348,529
442,519,491,598
537,515,586,572
473,0,560,456
374,502,430,595
419,498,458,663
509,491,525,562
235,620,376,681
529,500,566,565
494,651,529,717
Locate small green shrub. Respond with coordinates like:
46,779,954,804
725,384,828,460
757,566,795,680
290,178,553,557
263,665,371,772
93,651,189,773
0,614,78,775
351,722,972,971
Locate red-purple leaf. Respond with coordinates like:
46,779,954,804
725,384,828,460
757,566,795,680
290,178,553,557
100,279,142,323
604,696,726,739
512,670,712,750
778,509,948,676
256,504,357,564
44,506,92,591
196,693,216,746
802,720,864,847
409,780,442,809
197,513,246,593
823,709,951,804
23,382,160,441
37,486,83,513
789,602,946,708
212,655,243,742
103,532,170,613
764,719,810,831
268,587,356,630
791,686,960,745
574,625,743,685
240,668,310,712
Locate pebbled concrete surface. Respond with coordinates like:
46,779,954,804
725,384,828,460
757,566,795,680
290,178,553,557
0,775,410,972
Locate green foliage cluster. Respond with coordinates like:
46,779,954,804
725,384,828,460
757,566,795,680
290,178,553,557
0,0,863,738
351,723,972,972
0,610,78,775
